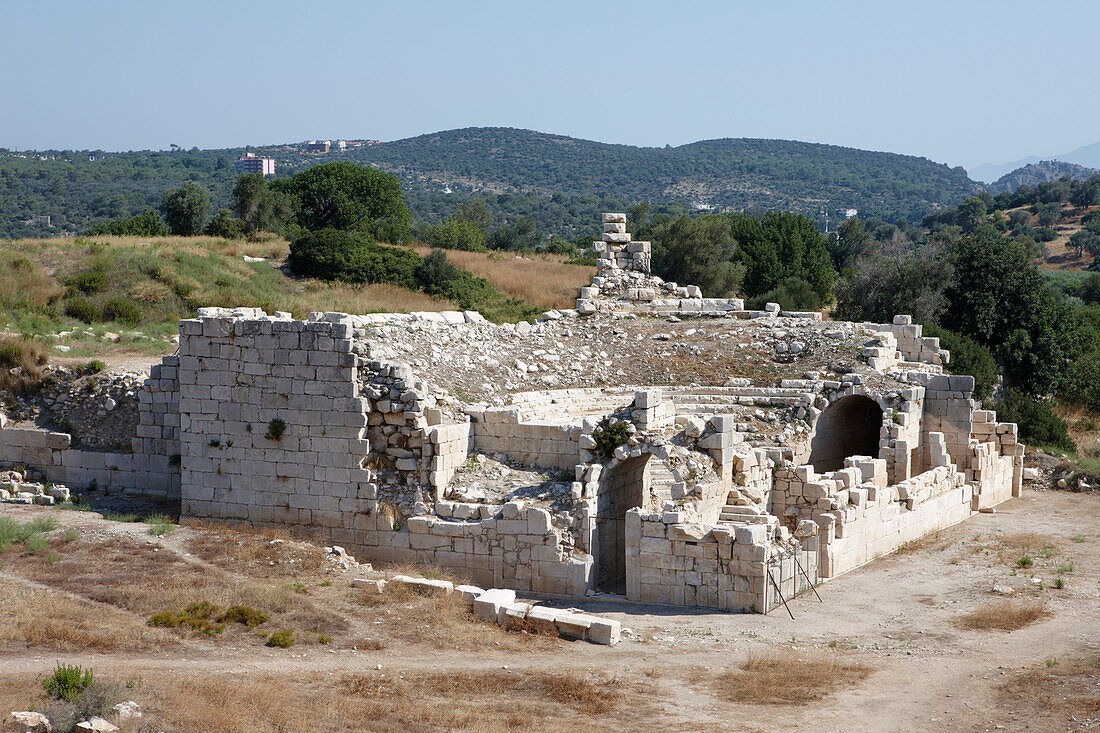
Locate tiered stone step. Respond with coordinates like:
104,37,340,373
648,461,678,497
718,488,768,524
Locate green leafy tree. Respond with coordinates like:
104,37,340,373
160,182,211,236
427,218,486,251
232,174,292,234
85,208,167,236
730,211,835,301
940,226,1080,394
833,247,951,324
831,217,875,270
650,214,744,297
205,208,246,239
416,248,460,292
273,162,411,242
921,323,998,401
451,199,492,233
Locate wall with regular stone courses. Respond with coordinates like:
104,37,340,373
626,510,774,611
177,312,377,531
467,408,582,471
0,353,181,499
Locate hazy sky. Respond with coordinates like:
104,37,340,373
3,0,1097,169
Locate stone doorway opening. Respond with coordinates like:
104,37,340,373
808,395,883,472
596,454,650,594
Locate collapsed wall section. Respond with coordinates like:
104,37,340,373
0,356,180,499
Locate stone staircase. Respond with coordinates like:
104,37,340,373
648,461,679,501
718,487,769,524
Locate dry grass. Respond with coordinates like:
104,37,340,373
120,667,648,733
358,581,557,652
705,649,873,705
0,335,49,394
407,244,593,310
997,654,1100,726
955,599,1046,631
996,533,1060,553
0,579,175,652
183,520,326,578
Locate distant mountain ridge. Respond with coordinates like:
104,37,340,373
335,127,978,220
0,126,982,238
989,160,1100,193
969,139,1100,183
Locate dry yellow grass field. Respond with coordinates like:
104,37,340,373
406,244,593,310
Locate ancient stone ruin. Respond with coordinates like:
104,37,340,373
0,214,1023,613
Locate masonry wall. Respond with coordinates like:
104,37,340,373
468,409,581,470
626,510,772,611
0,354,181,499
177,314,377,531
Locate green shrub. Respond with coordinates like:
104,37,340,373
103,297,143,326
42,662,94,702
995,390,1074,453
426,219,487,251
592,418,631,459
265,417,287,440
148,601,225,635
65,268,108,294
0,515,58,553
416,248,460,291
205,208,246,239
747,276,822,312
287,229,419,287
64,296,102,324
84,359,106,374
85,208,167,237
266,629,295,648
143,514,175,537
25,534,48,555
217,605,269,629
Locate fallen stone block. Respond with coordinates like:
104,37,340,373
390,575,453,595
472,588,516,621
75,718,119,733
111,701,141,722
6,711,51,732
553,612,593,639
351,578,387,593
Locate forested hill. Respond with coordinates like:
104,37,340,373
345,128,978,221
0,127,980,238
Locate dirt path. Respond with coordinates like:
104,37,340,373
2,489,1098,732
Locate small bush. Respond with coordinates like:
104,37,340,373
64,296,102,324
995,391,1074,453
267,629,295,648
148,601,226,635
956,599,1045,630
592,418,631,459
103,296,143,326
25,534,48,555
0,514,59,553
84,359,106,374
0,336,49,395
66,268,108,294
265,417,287,440
42,662,94,701
1016,555,1033,568
144,514,175,536
217,605,269,629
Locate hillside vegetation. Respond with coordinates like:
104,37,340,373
0,235,585,358
0,127,980,240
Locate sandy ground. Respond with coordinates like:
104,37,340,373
1,487,1098,732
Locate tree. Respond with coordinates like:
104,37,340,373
416,248,460,292
650,214,744,297
272,162,411,242
426,218,486,251
205,209,245,239
160,182,211,236
940,226,1080,394
831,217,875,270
833,245,952,324
232,174,291,234
451,199,492,233
730,211,835,301
85,208,166,236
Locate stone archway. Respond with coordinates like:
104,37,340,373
808,394,884,472
595,454,651,594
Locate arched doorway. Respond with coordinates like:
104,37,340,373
596,454,650,594
808,395,883,472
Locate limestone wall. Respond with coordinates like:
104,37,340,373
626,510,774,611
347,501,591,596
467,408,582,470
0,353,181,499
